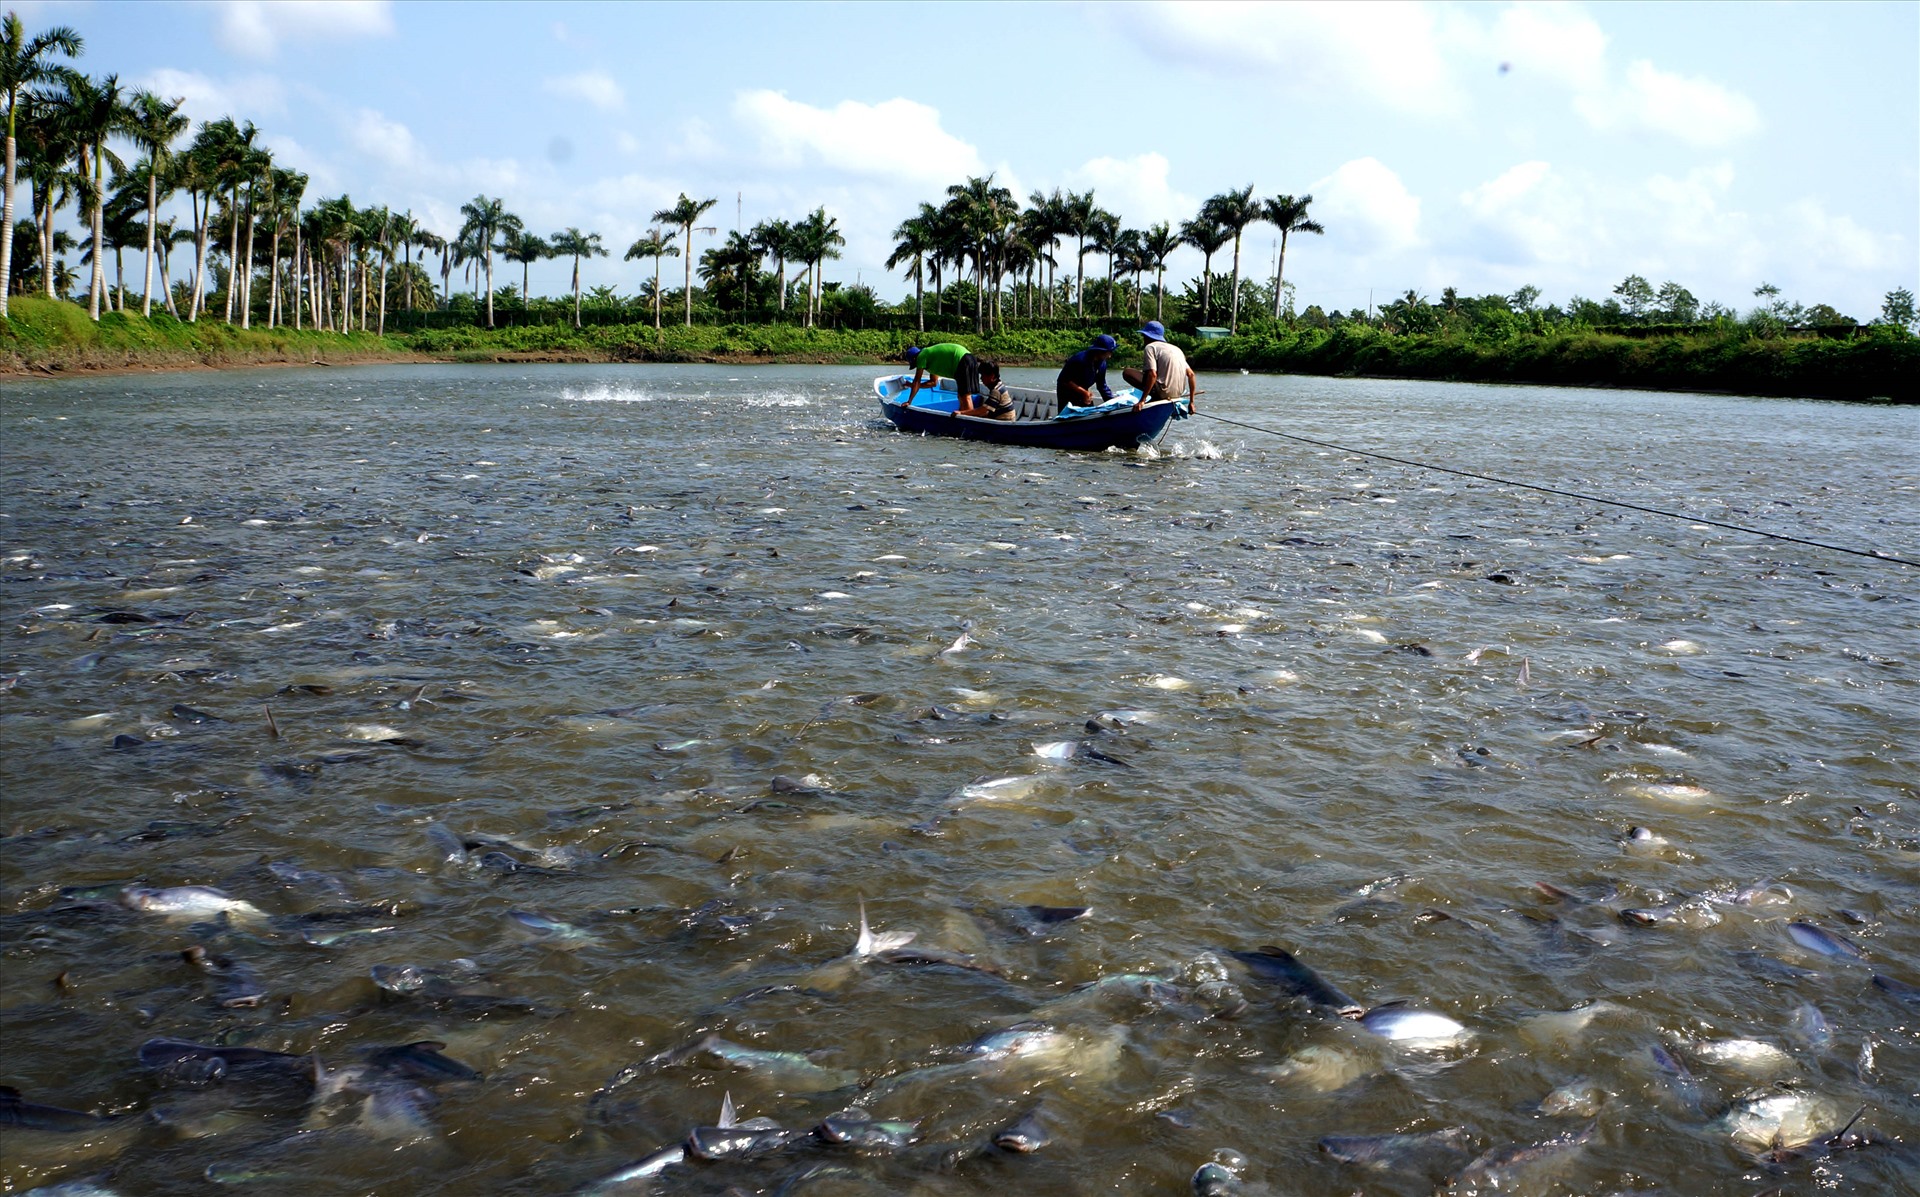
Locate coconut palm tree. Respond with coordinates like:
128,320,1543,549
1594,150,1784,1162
649,192,716,327
793,206,843,328
17,91,75,300
1202,185,1259,333
0,13,80,317
1058,189,1096,316
748,219,795,315
548,227,604,327
176,120,229,320
945,174,1015,333
1020,195,1062,317
697,230,759,316
234,142,271,327
1179,214,1229,325
262,167,304,326
61,71,130,321
624,227,677,330
499,227,547,309
456,194,518,327
887,209,937,333
1262,193,1323,321
1141,221,1179,322
1083,209,1120,318
124,90,185,317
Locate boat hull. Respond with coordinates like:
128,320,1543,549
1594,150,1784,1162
873,375,1185,451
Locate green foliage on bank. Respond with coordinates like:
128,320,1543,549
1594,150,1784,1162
0,297,403,371
1181,323,1917,402
5,297,1911,403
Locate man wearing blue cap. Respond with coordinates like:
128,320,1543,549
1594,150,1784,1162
899,342,982,408
1123,320,1197,412
1056,333,1118,411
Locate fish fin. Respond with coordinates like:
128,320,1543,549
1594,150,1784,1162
856,899,872,955
718,1090,736,1128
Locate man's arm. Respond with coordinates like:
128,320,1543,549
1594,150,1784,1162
904,368,927,405
1096,364,1114,402
1133,364,1158,411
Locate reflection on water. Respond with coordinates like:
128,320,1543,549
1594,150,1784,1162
2,364,1916,1195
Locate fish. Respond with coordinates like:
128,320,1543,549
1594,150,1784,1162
1788,1003,1834,1050
122,885,267,925
1716,1088,1850,1153
1448,1122,1594,1192
0,1085,115,1132
1254,1043,1378,1094
1648,1044,1707,1116
1319,1126,1476,1171
1687,1037,1798,1078
990,1106,1049,1153
685,1124,807,1161
138,1038,312,1089
508,909,598,945
1871,974,1920,1006
814,1107,916,1152
652,1034,857,1093
170,703,227,724
181,945,268,1008
364,1041,482,1084
576,1093,736,1194
1228,946,1365,1016
1192,1161,1245,1196
1359,1002,1469,1048
854,899,915,956
1539,1078,1606,1117
1787,922,1865,961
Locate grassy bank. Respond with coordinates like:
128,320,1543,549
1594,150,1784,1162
0,297,412,374
5,298,1912,402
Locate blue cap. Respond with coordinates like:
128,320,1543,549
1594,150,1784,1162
1139,321,1166,342
1089,334,1118,352
903,346,921,361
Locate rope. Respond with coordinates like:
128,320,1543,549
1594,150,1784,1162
1192,411,1920,570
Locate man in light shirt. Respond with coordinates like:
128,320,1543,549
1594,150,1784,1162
1122,321,1197,412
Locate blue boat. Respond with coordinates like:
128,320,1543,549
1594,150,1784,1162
874,374,1190,451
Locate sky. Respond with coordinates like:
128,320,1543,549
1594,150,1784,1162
37,0,1920,320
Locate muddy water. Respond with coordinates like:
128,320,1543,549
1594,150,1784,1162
2,364,1915,1195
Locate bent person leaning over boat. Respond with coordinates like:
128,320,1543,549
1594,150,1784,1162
901,343,983,408
1123,321,1197,413
1056,334,1117,410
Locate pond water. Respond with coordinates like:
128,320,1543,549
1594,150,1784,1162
2,364,1916,1196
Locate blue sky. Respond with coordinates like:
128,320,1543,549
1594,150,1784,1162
41,0,1920,319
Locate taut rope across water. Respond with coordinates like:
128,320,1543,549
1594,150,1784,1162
1192,410,1920,570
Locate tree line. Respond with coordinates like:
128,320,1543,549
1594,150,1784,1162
5,11,1911,344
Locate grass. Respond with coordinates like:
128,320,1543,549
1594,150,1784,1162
1,296,408,373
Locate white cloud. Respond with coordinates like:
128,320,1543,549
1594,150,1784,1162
347,108,422,170
1578,59,1762,147
543,71,625,113
732,90,983,186
1063,153,1198,227
1313,158,1423,255
1459,159,1592,267
1130,1,1464,116
1484,3,1608,92
136,68,286,125
214,1,394,60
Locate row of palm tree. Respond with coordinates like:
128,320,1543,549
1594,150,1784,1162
884,178,1324,335
1,10,1326,336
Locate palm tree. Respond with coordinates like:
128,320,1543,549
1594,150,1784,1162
1180,214,1229,325
1203,185,1259,333
124,90,186,317
697,230,757,316
649,192,716,326
749,219,795,315
1114,228,1148,319
945,174,1015,333
176,120,229,320
206,118,259,323
18,90,76,301
1262,193,1323,321
887,209,937,333
235,142,270,327
624,227,677,330
262,166,304,326
499,227,547,309
793,206,843,328
63,71,129,322
457,194,518,327
0,13,80,317
1058,189,1096,316
1084,209,1119,318
1141,221,1179,322
548,227,604,327
1020,195,1062,317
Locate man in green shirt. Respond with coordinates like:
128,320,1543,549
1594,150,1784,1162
900,342,981,408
